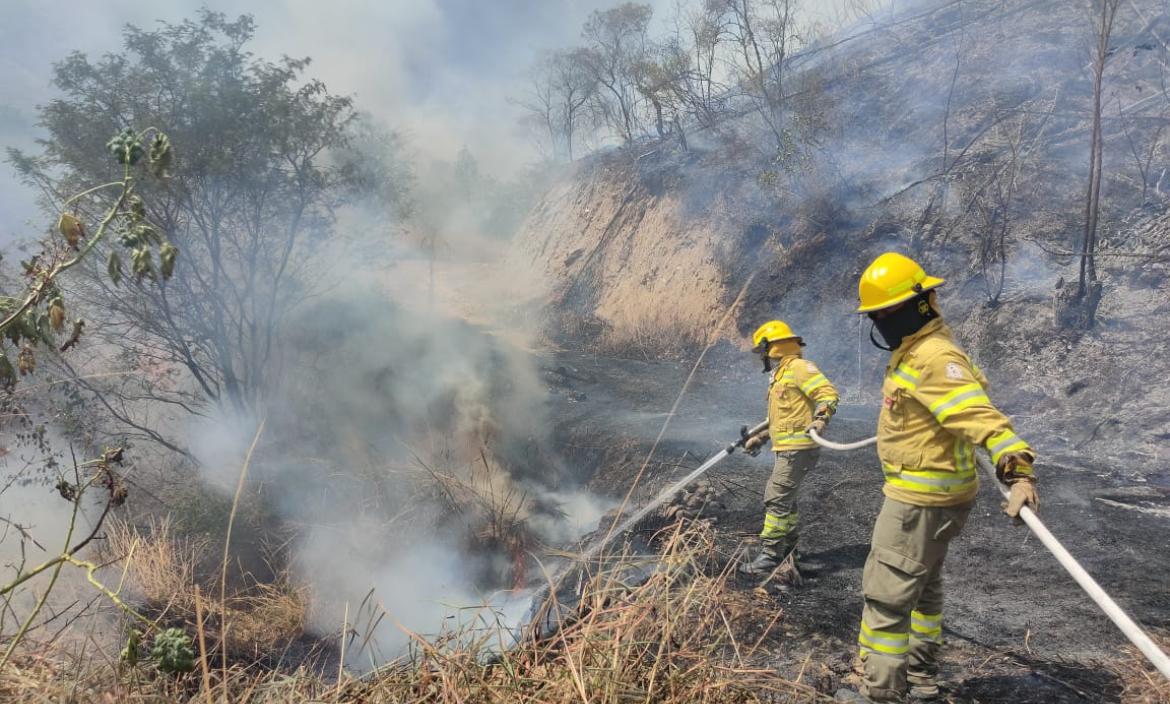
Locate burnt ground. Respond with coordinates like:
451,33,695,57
541,348,1170,703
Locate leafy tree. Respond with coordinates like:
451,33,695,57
9,11,395,451
633,38,693,140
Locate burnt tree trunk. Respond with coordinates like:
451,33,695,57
1067,0,1121,329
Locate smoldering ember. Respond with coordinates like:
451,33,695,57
1,1,1169,702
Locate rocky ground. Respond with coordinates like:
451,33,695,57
542,347,1170,702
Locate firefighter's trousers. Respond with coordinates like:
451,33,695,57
858,497,973,702
760,448,820,555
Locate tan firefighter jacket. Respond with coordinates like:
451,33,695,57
766,356,839,451
878,318,1034,507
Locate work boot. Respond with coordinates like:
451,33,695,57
834,688,878,703
907,668,942,700
738,549,780,576
836,687,907,703
793,550,825,573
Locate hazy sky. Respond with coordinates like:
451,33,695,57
0,0,681,239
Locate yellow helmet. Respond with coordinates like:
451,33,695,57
751,320,800,351
856,252,945,313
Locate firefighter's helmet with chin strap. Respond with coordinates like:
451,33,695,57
751,320,804,372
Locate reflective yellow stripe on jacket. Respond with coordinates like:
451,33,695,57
800,373,830,394
987,429,1030,467
881,463,978,496
876,320,1033,507
928,383,991,423
766,357,838,452
889,363,920,391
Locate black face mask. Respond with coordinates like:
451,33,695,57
868,293,938,351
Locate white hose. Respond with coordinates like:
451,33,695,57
808,427,877,450
809,427,1170,681
973,454,1170,682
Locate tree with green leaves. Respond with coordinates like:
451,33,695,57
9,11,404,452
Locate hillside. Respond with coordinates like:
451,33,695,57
511,0,1170,465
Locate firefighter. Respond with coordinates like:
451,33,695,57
835,252,1038,703
739,320,839,575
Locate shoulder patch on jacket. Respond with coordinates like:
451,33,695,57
945,362,966,380
805,361,818,373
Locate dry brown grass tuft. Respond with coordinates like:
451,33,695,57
0,520,821,703
98,516,308,667
327,519,819,703
104,515,207,612
222,577,308,661
598,302,709,360
1110,634,1170,704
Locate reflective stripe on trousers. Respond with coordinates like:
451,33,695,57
859,623,909,658
761,511,798,539
911,610,942,644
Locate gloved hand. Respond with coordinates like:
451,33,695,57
743,433,767,456
1002,478,1038,524
995,451,1035,483
806,419,827,436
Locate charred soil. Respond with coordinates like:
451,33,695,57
542,348,1170,703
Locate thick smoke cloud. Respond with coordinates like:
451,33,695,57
178,233,613,661
1,0,649,658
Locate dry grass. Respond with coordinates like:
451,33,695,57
11,514,1166,703
1110,634,1170,704
598,301,710,360
221,577,308,661
98,516,308,663
104,515,207,612
0,520,822,703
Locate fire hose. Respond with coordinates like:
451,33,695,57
520,419,772,635
580,419,770,564
808,427,1170,682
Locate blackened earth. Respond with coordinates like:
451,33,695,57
541,349,1169,703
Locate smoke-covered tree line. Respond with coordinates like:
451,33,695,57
516,0,885,160
7,10,415,454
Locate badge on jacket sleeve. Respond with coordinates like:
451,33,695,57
945,362,965,380
805,361,817,373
